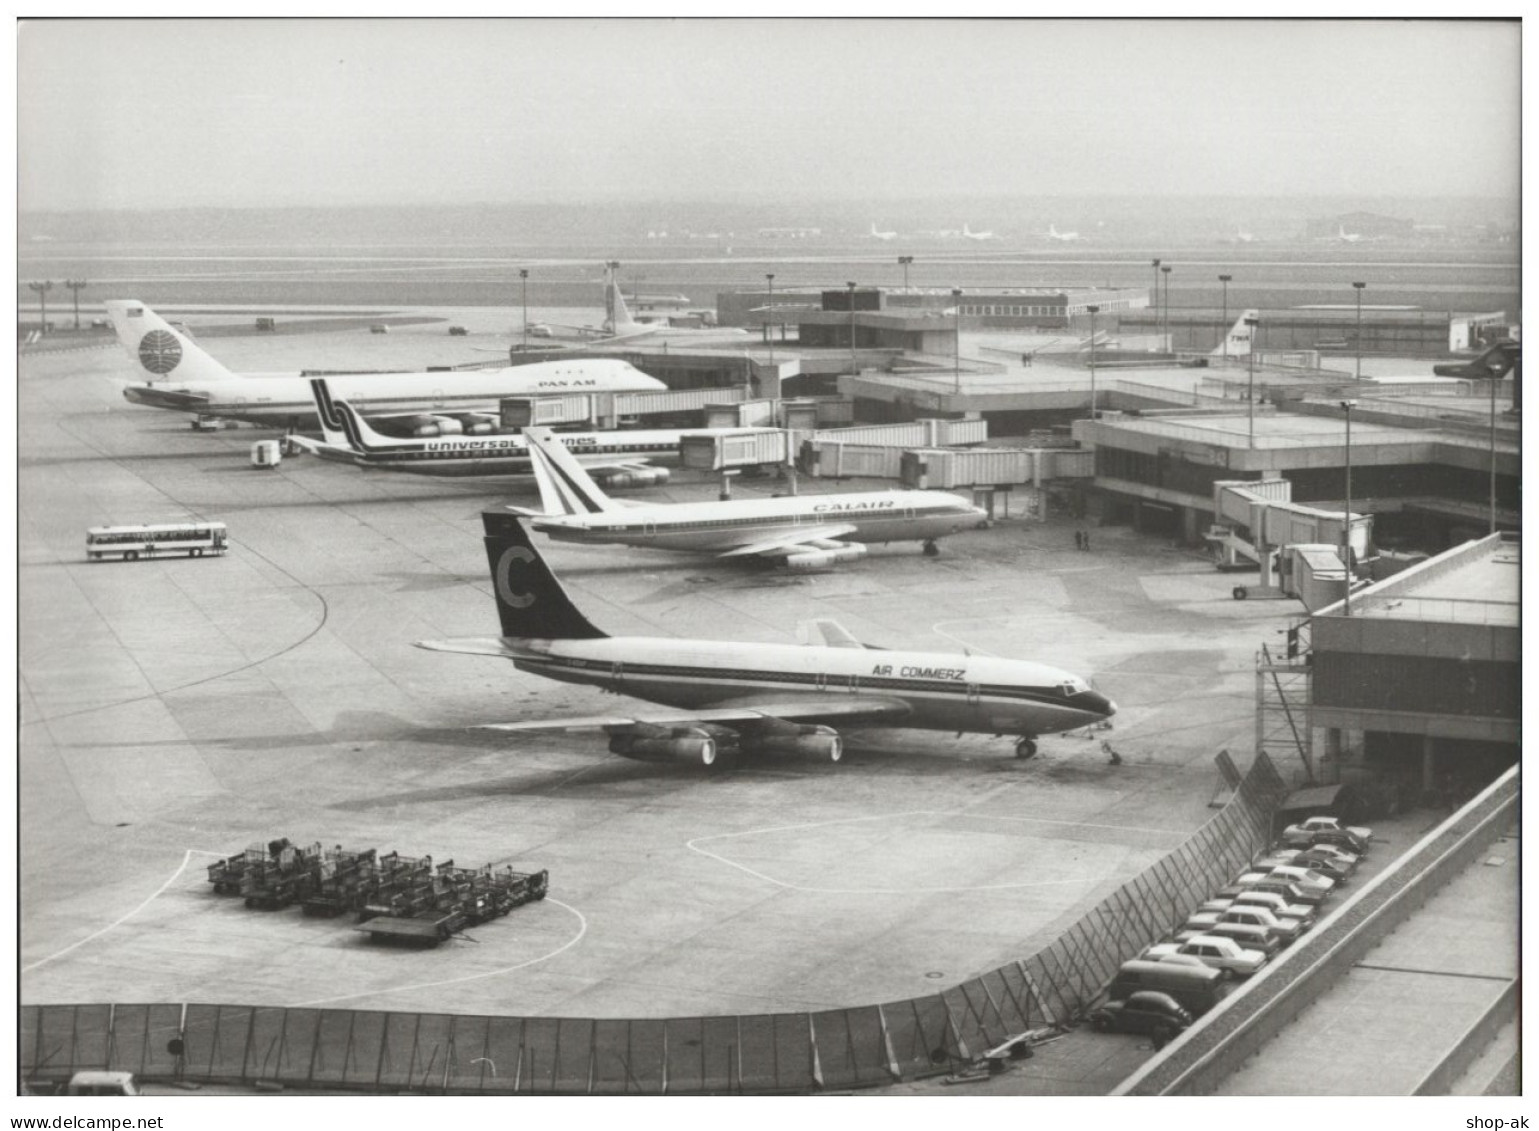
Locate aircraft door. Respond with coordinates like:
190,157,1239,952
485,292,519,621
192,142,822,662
611,661,625,687
847,674,861,694
433,388,447,408
966,682,982,705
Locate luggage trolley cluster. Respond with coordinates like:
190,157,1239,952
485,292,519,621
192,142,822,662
205,837,549,947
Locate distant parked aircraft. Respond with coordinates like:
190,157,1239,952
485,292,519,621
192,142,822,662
962,223,996,241
1047,224,1085,243
1333,225,1364,244
869,222,898,241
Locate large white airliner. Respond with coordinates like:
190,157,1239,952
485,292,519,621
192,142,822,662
536,268,751,347
295,377,754,489
106,301,664,434
522,425,988,569
417,512,1115,764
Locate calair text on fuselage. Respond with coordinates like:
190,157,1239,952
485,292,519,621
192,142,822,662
814,500,898,513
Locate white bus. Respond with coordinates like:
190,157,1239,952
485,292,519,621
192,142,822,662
86,522,229,562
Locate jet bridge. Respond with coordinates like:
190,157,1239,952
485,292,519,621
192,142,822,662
1204,479,1373,611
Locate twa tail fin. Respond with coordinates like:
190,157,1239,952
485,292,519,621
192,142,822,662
481,512,607,640
523,427,622,514
1213,309,1260,357
103,300,238,385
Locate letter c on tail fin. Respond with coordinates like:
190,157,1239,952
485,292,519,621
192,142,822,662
481,512,607,640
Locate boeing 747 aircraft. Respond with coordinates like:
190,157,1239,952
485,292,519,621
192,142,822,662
417,512,1114,765
521,425,988,568
106,301,664,434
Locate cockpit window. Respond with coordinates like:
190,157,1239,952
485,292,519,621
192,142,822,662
1059,677,1088,697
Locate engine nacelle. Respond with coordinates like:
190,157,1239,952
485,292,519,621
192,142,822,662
741,725,844,763
411,418,465,438
464,419,497,436
608,725,738,768
784,545,867,571
596,467,670,490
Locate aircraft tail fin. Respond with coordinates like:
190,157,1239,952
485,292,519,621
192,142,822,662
604,266,638,334
308,378,394,452
523,427,622,514
1213,309,1260,358
103,300,238,385
481,512,607,640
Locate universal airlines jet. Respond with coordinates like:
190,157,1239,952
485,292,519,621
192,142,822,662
417,512,1115,764
522,425,989,569
296,377,761,490
105,301,665,434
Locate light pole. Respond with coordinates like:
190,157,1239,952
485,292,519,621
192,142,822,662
1161,265,1172,350
846,281,857,375
29,280,53,335
898,255,913,292
952,288,963,394
1489,371,1499,533
1150,258,1161,342
1340,399,1358,616
1352,281,1366,380
1086,304,1100,420
765,273,775,363
519,269,529,351
65,279,87,330
1245,315,1259,447
1218,274,1232,359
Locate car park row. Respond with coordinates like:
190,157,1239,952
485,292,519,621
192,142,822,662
1088,817,1371,1045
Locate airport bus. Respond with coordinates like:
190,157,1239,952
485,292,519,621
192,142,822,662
85,522,229,562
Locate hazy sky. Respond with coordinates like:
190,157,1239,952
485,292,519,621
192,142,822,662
17,18,1522,211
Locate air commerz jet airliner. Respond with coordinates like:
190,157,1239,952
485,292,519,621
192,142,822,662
105,300,664,434
521,425,988,569
417,513,1115,766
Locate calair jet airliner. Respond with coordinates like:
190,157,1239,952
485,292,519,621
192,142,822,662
417,513,1115,766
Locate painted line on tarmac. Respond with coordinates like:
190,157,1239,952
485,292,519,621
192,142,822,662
21,848,224,973
288,897,589,1008
687,810,1135,895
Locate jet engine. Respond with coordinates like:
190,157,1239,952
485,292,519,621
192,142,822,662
595,467,670,490
741,725,844,763
608,724,739,768
411,418,465,437
784,545,867,571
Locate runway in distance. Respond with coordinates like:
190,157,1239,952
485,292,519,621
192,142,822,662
296,376,757,489
521,425,989,569
106,301,665,434
417,512,1115,765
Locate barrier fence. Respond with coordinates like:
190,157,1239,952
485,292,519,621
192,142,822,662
22,753,1290,1094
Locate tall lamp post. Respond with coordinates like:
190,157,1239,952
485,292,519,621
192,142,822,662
764,273,775,363
1340,399,1358,616
846,281,858,375
1352,281,1366,380
1246,316,1260,447
898,255,913,292
1086,304,1100,420
65,279,87,330
1218,273,1232,359
29,280,53,335
1488,372,1499,533
952,288,963,394
519,269,529,351
1161,265,1173,350
1150,258,1161,343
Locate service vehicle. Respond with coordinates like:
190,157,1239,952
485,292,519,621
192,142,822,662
66,1071,140,1095
1089,991,1193,1043
86,521,229,562
1147,935,1267,978
1281,815,1372,853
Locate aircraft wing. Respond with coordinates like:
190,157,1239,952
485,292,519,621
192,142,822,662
474,695,912,733
714,524,859,559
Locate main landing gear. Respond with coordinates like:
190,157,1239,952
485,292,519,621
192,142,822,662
1014,736,1038,760
923,539,940,558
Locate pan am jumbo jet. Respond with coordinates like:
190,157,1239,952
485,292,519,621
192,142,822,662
105,300,664,435
295,377,757,490
417,512,1115,765
521,424,988,569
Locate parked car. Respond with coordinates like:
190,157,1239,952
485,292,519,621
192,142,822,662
1177,915,1281,955
1266,863,1337,895
1107,959,1232,1014
1294,844,1361,876
1148,935,1266,978
1233,889,1317,927
1139,946,1220,974
1238,875,1331,908
1217,905,1306,945
1282,815,1371,853
1089,991,1194,1043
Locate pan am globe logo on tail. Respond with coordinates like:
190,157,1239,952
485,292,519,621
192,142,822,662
138,330,182,375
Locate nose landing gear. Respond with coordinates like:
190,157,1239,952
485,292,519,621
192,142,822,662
1014,736,1038,760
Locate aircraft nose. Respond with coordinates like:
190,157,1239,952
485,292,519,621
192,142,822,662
1072,690,1116,718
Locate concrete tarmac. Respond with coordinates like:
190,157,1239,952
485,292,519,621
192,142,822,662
20,313,1300,1028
